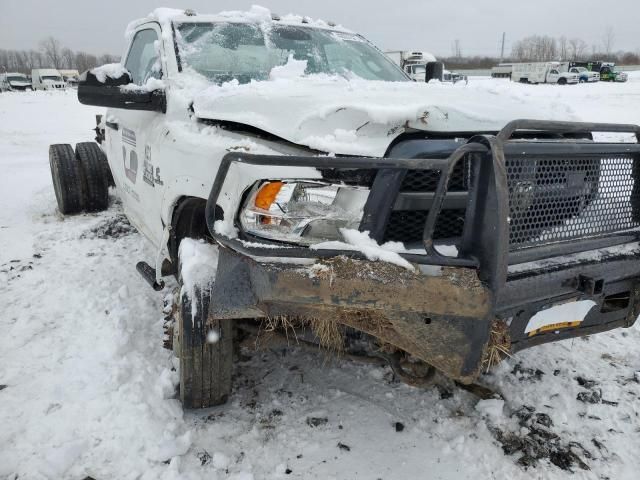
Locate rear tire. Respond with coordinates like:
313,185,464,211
49,144,84,215
558,78,567,85
75,142,109,212
177,283,233,409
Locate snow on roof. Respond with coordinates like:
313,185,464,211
125,4,350,40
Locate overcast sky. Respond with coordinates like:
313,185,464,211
1,0,639,57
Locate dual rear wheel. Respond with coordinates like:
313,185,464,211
49,142,113,214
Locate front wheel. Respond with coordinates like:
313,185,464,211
175,241,233,408
558,78,567,85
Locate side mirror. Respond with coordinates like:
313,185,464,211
425,62,444,82
77,67,166,113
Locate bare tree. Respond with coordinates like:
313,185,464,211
98,53,119,65
602,26,615,57
568,38,588,60
558,36,568,61
74,51,98,73
511,35,558,62
40,36,62,68
61,48,75,69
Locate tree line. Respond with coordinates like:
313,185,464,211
442,29,640,70
0,37,119,74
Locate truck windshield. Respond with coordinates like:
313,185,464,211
41,76,62,81
175,22,408,84
7,76,26,82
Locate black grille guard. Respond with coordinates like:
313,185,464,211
206,119,640,295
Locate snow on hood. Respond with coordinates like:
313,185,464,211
192,74,576,156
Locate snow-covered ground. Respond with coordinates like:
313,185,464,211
1,78,640,480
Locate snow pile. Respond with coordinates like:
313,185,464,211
217,4,273,24
311,229,415,271
269,55,308,80
90,63,129,83
178,238,219,313
191,75,571,156
126,4,348,42
120,77,166,92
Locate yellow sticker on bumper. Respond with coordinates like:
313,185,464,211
527,321,582,337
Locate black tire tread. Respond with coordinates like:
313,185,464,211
75,142,109,212
179,283,233,409
49,144,84,215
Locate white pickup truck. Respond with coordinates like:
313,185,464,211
565,66,600,83
48,7,640,409
511,62,579,85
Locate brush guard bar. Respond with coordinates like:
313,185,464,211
205,120,640,296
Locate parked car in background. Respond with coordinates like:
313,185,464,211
59,69,80,88
31,69,67,90
562,65,600,83
0,72,33,91
569,61,628,83
511,62,578,84
384,50,447,82
491,63,513,78
600,64,628,82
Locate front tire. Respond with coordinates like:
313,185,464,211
49,144,84,215
176,262,233,409
558,78,567,85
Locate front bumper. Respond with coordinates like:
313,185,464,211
210,247,493,383
205,119,640,382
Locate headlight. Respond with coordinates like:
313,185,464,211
239,180,370,245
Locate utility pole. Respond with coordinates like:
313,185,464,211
454,39,462,58
500,32,506,61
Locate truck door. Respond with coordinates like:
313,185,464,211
107,25,165,246
547,69,560,83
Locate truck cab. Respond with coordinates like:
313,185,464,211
567,66,600,83
31,69,67,91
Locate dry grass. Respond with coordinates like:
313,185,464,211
309,317,344,353
482,319,513,372
253,314,345,354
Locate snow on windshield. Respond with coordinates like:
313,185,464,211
174,22,407,84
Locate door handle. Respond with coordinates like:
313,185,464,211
106,121,119,130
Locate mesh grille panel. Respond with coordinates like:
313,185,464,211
383,209,466,243
507,154,640,249
400,159,469,192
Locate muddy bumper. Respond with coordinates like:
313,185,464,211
209,247,493,384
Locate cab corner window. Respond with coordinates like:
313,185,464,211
125,29,162,85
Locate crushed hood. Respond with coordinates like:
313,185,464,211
192,77,576,157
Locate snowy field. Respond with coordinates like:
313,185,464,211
2,76,640,480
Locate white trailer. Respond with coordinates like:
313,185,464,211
511,62,578,85
491,63,513,78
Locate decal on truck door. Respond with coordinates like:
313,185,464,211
122,128,136,147
143,145,155,187
122,128,138,184
122,146,138,184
